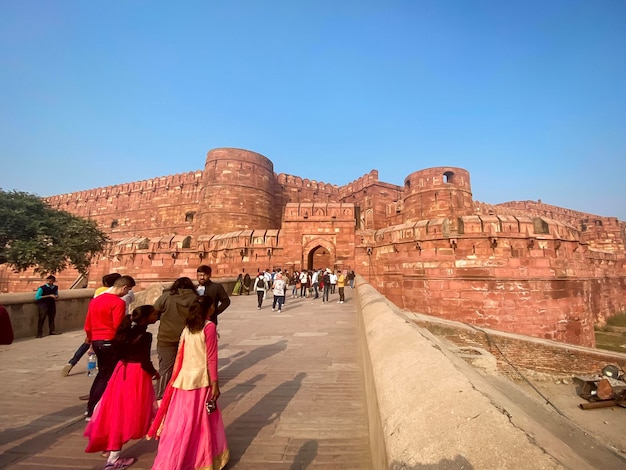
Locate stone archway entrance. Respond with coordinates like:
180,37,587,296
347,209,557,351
308,245,331,271
303,238,334,271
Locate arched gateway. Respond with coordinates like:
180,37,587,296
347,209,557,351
303,238,334,271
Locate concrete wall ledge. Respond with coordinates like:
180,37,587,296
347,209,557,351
0,278,236,341
0,289,95,340
354,276,617,469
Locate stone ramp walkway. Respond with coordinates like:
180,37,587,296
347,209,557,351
0,288,372,469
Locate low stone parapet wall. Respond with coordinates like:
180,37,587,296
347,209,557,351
0,289,95,340
408,311,626,377
0,278,236,341
354,275,571,468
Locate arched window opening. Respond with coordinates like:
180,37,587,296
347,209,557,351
443,171,455,184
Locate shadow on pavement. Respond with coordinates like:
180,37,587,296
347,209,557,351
219,340,287,387
0,405,85,468
226,372,306,466
289,439,318,470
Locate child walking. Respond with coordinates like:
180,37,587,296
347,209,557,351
84,305,160,470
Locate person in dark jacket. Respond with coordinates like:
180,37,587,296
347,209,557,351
196,265,231,325
153,277,199,400
35,275,59,338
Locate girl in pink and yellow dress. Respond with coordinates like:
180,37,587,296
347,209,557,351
148,296,229,470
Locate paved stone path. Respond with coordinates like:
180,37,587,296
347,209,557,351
0,288,372,469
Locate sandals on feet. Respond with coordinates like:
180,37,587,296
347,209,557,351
103,457,136,470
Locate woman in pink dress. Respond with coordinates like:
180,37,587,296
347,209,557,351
148,296,229,470
84,304,160,470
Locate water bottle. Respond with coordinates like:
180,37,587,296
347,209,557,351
87,352,97,376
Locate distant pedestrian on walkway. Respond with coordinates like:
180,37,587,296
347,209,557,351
271,273,286,313
35,275,59,338
253,272,267,309
147,296,230,470
153,277,198,400
311,269,320,299
299,270,308,297
337,270,346,304
330,271,338,294
348,270,355,289
84,275,136,419
322,269,331,303
242,273,251,295
290,271,299,298
232,273,243,295
84,304,159,470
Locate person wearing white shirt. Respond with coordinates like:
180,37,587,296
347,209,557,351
330,272,338,294
311,270,320,299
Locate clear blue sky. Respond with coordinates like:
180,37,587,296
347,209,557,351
1,1,625,220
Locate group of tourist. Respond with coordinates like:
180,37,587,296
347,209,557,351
249,267,355,310
75,265,230,470
41,263,356,469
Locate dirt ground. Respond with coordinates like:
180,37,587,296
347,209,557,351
482,371,626,463
437,325,626,467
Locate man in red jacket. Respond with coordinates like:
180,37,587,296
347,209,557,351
83,275,136,420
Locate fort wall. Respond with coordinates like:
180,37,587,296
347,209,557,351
355,214,626,346
45,171,203,238
3,147,624,348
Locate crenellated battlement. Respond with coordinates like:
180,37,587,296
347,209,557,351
276,173,339,195
337,170,380,198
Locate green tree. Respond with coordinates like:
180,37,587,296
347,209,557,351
0,189,108,275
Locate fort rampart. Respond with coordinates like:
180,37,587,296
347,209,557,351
2,148,624,348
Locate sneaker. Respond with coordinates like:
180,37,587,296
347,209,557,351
272,308,275,312
277,309,281,313
49,331,61,335
85,416,91,422
61,363,73,377
104,457,136,470
257,307,261,310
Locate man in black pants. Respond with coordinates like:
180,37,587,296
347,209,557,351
83,275,136,420
35,275,59,338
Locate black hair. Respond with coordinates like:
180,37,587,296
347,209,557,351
169,276,197,295
186,296,214,333
196,265,212,275
102,273,122,287
113,275,136,288
115,304,155,343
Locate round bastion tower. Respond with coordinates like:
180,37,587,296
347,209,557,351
196,148,279,233
402,167,474,224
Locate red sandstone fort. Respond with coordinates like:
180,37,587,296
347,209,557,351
2,148,625,347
